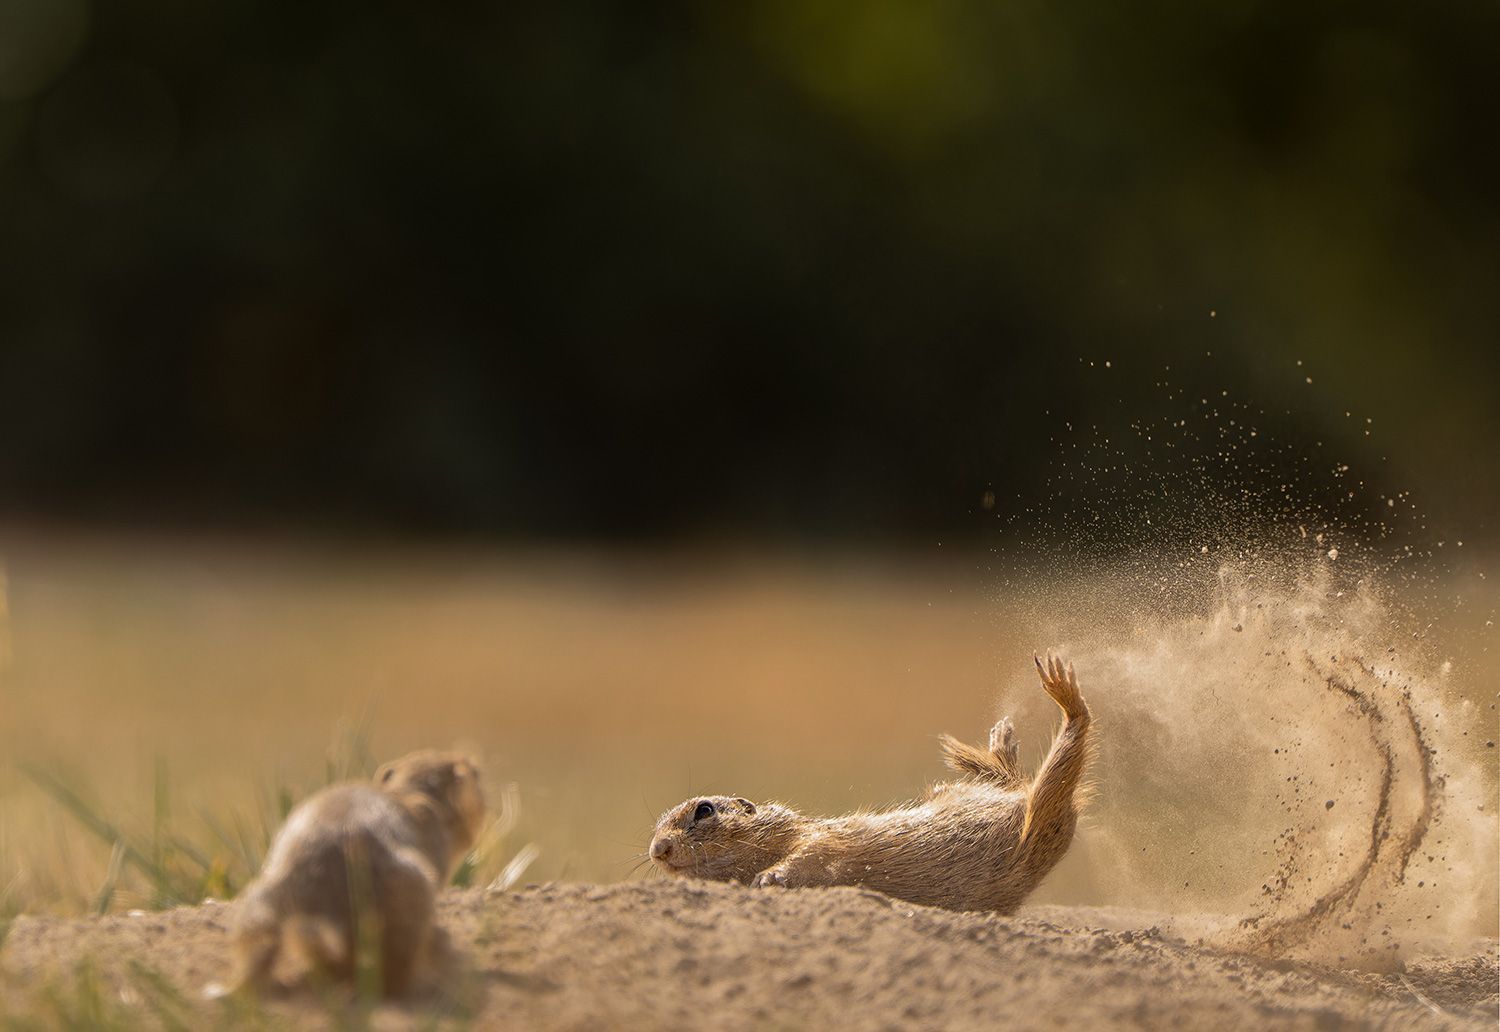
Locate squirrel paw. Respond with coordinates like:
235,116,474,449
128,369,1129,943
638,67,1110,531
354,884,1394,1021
1034,652,1085,717
753,869,790,888
988,717,1018,763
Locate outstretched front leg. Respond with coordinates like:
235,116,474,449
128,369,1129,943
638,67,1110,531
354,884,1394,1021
752,849,834,889
1020,653,1092,852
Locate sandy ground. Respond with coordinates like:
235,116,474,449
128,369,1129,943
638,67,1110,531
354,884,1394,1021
3,881,1494,1030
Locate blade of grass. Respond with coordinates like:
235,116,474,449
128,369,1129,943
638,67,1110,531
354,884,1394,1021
198,810,259,875
455,781,524,887
18,763,180,906
152,757,170,872
91,840,127,916
493,781,522,840
169,834,236,900
127,959,197,1032
167,834,215,877
488,843,541,892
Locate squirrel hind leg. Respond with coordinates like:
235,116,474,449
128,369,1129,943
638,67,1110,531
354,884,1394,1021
1034,652,1087,719
988,717,1020,766
1020,653,1092,848
940,727,1027,790
206,898,284,999
286,916,352,982
986,717,1027,788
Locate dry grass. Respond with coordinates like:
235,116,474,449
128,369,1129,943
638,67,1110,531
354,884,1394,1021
0,532,1026,923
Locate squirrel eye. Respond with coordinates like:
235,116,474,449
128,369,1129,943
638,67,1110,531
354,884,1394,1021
692,801,715,822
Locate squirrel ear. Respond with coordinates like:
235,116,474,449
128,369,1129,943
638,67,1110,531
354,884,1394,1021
377,764,395,784
736,798,756,814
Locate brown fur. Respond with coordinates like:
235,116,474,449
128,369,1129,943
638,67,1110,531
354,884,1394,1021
216,751,485,998
648,653,1092,914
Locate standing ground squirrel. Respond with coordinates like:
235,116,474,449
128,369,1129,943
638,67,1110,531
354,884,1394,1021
648,653,1092,913
213,750,485,997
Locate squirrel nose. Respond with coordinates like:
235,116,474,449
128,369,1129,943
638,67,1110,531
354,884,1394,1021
649,837,672,860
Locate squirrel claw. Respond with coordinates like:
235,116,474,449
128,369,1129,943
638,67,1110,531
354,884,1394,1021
753,869,789,889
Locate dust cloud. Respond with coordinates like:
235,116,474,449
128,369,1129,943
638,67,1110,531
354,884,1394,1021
1030,556,1495,969
989,357,1498,969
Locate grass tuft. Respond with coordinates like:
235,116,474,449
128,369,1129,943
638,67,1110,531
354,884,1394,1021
18,764,187,908
14,737,540,919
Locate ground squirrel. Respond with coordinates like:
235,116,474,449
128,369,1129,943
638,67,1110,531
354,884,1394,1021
214,750,484,997
648,653,1092,913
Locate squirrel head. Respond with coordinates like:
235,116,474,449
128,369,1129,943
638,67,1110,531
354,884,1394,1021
648,795,798,884
375,750,486,867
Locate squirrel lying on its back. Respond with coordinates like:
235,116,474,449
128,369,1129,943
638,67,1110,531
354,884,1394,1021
648,653,1093,914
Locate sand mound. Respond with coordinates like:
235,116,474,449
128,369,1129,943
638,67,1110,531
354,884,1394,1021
3,881,1494,1029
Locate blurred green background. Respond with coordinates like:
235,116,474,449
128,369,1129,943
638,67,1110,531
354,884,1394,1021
0,0,1494,540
